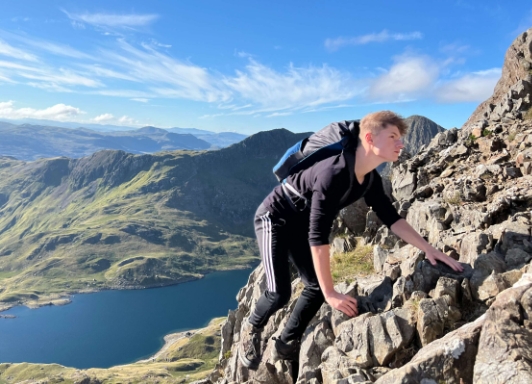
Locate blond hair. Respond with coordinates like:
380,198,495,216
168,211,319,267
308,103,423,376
360,111,408,136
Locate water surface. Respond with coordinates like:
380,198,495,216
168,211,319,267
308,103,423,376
0,268,252,369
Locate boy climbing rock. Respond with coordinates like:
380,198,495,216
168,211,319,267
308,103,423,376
239,111,463,368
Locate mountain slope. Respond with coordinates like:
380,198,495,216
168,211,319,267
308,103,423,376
0,129,309,306
402,115,446,154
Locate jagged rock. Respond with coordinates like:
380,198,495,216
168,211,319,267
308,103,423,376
405,200,447,244
375,314,484,384
433,277,461,306
336,200,371,235
391,276,411,307
320,346,373,384
356,276,393,314
476,271,509,302
413,260,473,294
220,309,237,361
373,226,399,249
296,320,335,384
469,252,507,301
416,296,450,346
473,281,532,383
501,269,524,287
397,246,425,277
461,278,474,306
391,164,416,201
505,247,532,268
494,219,532,253
458,231,494,264
334,308,415,368
373,245,388,273
331,237,356,255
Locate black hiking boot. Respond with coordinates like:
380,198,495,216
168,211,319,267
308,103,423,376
238,319,262,368
271,336,301,362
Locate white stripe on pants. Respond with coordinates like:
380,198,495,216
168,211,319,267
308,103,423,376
260,213,276,292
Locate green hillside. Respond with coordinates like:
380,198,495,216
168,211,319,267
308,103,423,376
0,129,309,307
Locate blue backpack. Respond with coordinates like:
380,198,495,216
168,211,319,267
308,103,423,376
273,120,374,209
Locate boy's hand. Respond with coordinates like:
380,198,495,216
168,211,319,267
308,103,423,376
325,291,358,317
425,247,464,272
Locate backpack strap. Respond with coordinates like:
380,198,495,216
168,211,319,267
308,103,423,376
339,150,355,206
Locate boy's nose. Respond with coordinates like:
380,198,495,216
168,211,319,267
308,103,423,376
395,139,404,149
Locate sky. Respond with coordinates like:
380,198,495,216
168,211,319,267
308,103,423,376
0,1,531,134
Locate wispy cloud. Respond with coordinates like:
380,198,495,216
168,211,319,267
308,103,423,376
0,100,85,121
99,40,230,102
20,68,102,88
64,11,159,28
266,112,292,118
325,30,423,51
131,98,149,103
0,39,38,61
223,59,364,112
436,68,500,102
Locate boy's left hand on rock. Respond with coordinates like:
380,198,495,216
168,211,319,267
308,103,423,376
425,248,464,272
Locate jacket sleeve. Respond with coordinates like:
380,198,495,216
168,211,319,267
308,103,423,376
308,164,348,246
364,171,402,228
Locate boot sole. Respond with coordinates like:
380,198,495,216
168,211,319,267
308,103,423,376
239,351,259,369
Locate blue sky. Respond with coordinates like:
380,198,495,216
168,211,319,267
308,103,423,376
0,1,531,134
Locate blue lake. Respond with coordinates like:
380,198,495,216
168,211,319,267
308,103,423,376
0,268,253,369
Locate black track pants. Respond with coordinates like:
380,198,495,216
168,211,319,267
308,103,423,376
248,204,325,342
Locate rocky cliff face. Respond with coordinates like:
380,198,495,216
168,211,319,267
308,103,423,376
196,28,532,384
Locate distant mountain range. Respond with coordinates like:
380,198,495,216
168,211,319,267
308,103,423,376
0,121,248,161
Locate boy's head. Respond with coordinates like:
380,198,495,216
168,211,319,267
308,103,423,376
359,111,408,162
359,110,408,137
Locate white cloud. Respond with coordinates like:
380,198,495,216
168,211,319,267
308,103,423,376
369,54,439,101
325,30,423,51
93,113,114,123
223,59,364,112
118,115,136,125
0,101,85,121
436,68,501,102
131,98,149,103
0,39,38,61
65,11,159,28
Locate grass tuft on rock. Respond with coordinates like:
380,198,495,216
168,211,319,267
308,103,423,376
331,243,374,283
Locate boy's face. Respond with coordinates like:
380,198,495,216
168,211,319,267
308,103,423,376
369,124,404,162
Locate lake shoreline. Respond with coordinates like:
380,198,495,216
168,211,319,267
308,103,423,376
0,262,258,313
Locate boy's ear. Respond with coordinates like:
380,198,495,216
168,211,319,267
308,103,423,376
365,132,373,144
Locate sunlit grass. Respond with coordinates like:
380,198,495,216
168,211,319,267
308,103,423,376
331,243,374,283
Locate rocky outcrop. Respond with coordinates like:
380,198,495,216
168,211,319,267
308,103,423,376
196,27,532,384
464,29,532,131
